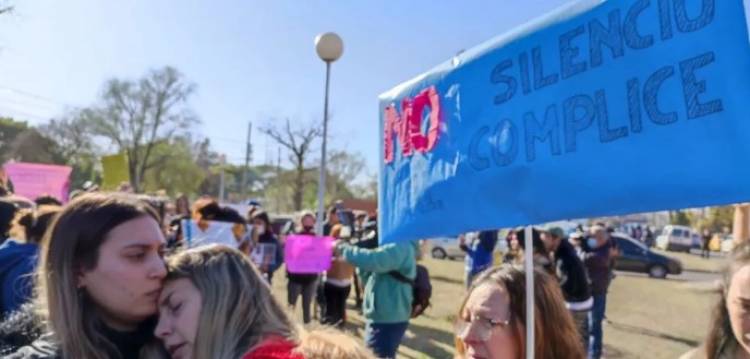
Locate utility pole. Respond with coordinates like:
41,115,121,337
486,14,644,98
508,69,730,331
218,154,226,203
276,146,281,213
240,122,252,201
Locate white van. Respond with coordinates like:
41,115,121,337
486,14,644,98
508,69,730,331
656,225,697,252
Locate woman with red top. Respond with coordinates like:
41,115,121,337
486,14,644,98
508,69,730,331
155,244,302,359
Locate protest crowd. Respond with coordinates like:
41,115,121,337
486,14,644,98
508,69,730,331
0,173,746,359
1,0,750,358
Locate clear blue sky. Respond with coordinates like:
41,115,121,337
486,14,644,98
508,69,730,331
0,0,571,174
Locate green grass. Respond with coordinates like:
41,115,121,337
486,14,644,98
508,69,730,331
272,255,722,358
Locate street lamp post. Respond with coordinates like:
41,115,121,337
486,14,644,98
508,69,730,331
314,32,343,236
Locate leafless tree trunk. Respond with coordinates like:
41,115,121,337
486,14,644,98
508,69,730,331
261,119,320,211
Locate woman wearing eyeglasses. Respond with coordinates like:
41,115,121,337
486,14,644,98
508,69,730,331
455,265,585,359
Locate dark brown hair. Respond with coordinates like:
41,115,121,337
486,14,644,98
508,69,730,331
705,242,750,358
252,211,273,234
456,265,586,359
12,205,62,244
35,192,161,359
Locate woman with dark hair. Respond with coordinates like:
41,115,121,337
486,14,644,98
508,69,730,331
0,205,62,319
174,194,190,218
1,193,168,358
503,231,523,265
455,265,585,359
286,212,319,324
515,228,554,275
251,211,283,283
682,242,750,359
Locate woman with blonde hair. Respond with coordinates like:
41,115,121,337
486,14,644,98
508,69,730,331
455,265,585,359
155,244,299,359
2,193,168,358
156,244,376,359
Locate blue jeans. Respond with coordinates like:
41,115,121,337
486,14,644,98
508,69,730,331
365,322,409,359
588,294,607,359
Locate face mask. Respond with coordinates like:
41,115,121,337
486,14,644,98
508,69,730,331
587,238,598,249
256,225,266,236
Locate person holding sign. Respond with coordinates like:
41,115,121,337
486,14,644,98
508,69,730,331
286,212,320,324
251,211,283,284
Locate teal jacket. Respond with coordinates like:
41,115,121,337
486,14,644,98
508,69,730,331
337,240,417,324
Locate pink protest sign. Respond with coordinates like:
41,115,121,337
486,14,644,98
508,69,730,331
4,162,72,203
284,235,334,274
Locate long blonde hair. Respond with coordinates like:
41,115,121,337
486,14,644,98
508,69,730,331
35,193,162,359
165,245,295,359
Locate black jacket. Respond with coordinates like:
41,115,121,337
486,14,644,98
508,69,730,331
0,303,55,358
584,241,612,296
554,240,592,305
1,304,162,358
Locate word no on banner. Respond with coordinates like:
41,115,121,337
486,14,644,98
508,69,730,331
379,0,750,244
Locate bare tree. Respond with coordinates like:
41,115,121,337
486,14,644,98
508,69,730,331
82,67,197,192
261,118,320,211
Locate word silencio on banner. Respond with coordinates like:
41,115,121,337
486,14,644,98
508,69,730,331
383,0,721,171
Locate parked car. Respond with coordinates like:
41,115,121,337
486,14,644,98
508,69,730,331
427,237,464,260
655,225,698,252
613,233,682,279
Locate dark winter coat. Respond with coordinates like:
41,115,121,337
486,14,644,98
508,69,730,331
0,241,38,319
554,240,592,305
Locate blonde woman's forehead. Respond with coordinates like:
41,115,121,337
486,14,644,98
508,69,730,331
160,278,198,302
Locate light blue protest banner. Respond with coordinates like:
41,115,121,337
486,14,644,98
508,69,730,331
379,0,750,244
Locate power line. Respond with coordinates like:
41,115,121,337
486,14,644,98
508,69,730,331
0,86,66,107
0,106,50,122
0,96,60,110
